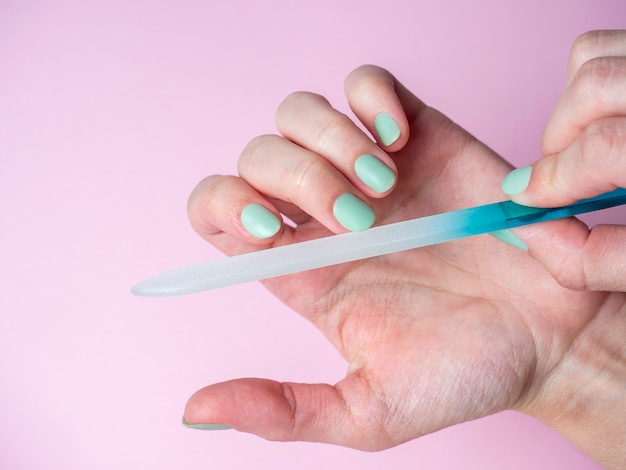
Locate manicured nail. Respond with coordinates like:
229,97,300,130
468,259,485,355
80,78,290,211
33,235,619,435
502,166,532,196
490,229,528,252
182,417,233,430
333,193,375,232
354,154,397,193
240,203,281,239
374,112,400,146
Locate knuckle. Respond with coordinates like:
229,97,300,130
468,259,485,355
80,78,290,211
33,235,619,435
276,91,327,121
535,222,590,291
580,121,612,160
187,175,235,233
554,272,586,291
349,69,393,100
277,90,308,111
570,30,603,68
188,175,220,210
289,154,328,193
351,64,385,77
572,57,613,105
580,119,626,170
312,113,353,154
552,261,587,291
199,175,234,208
240,134,268,157
238,134,280,173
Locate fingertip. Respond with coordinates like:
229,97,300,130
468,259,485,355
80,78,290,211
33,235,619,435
344,64,388,92
501,166,533,197
239,203,282,240
182,379,299,442
501,164,553,207
182,376,381,448
344,65,410,152
490,229,528,252
181,416,233,431
332,193,376,232
354,153,397,195
187,174,284,253
501,160,565,207
374,112,401,147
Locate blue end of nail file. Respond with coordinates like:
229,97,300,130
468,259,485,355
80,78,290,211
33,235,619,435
132,188,626,296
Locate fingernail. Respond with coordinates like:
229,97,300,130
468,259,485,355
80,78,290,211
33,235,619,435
490,229,528,252
333,193,375,232
182,417,233,431
502,166,532,196
374,112,400,146
354,154,397,193
240,203,281,239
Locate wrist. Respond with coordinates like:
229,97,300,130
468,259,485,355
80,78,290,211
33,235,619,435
516,294,626,469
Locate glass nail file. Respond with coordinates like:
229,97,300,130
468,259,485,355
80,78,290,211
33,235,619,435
132,188,626,297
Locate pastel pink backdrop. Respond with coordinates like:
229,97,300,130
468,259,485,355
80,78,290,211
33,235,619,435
1,1,624,469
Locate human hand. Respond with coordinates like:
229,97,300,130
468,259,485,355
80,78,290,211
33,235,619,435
184,62,624,467
502,30,626,292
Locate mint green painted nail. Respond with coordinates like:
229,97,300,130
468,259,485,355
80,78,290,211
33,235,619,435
502,166,532,195
490,229,528,252
354,154,397,193
182,417,233,430
374,112,400,146
333,193,375,232
241,203,281,239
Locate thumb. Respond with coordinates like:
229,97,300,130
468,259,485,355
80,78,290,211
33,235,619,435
500,120,626,292
501,118,626,207
182,376,395,450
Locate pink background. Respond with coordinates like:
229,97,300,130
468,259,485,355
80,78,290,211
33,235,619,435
1,1,624,468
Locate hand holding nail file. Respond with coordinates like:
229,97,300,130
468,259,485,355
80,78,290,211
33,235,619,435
132,188,626,297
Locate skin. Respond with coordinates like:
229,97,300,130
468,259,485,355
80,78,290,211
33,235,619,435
184,31,625,468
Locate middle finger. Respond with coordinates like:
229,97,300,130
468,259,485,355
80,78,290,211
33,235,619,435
275,92,398,197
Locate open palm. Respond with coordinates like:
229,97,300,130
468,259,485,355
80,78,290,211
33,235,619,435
184,66,615,450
